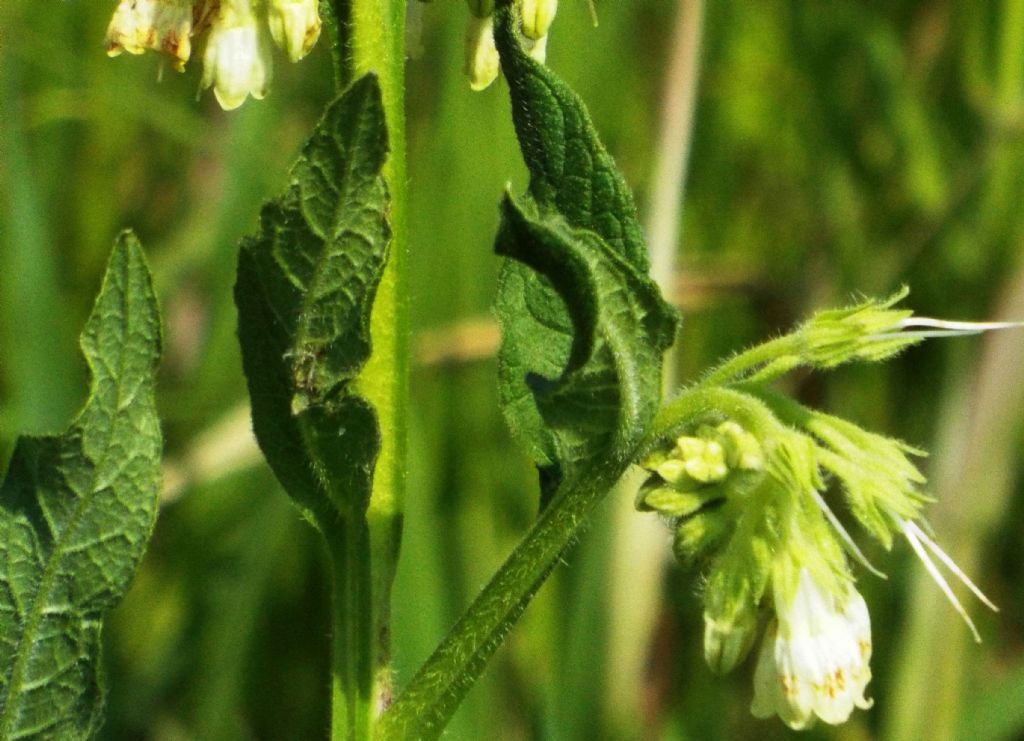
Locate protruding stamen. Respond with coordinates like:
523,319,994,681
903,519,999,612
896,516,989,642
871,317,1024,341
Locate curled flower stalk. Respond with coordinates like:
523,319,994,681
636,292,1015,730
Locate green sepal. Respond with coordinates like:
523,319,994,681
234,73,390,529
0,233,163,740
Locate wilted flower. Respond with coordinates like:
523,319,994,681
106,0,194,71
267,0,322,62
751,568,873,730
105,0,325,109
201,0,273,110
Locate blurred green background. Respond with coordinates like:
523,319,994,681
2,1,1024,739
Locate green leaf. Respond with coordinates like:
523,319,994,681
492,6,678,501
496,195,677,480
493,6,650,269
234,73,390,531
233,73,391,738
0,233,163,740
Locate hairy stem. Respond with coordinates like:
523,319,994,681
377,456,632,740
699,335,796,387
326,1,408,738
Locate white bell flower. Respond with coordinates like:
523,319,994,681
751,568,873,730
267,0,322,62
201,0,273,110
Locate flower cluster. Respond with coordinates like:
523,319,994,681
463,0,558,91
105,0,321,109
637,294,1010,730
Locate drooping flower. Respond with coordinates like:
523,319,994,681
520,0,558,39
267,0,322,62
106,0,194,71
519,0,557,62
751,568,873,730
461,0,560,90
200,0,273,110
464,14,500,92
105,0,326,109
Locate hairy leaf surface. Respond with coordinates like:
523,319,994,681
493,7,678,500
234,73,389,530
0,234,162,740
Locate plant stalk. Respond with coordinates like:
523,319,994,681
326,1,408,738
376,456,633,740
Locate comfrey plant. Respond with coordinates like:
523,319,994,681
0,0,1017,739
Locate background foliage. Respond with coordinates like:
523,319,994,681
2,1,1023,739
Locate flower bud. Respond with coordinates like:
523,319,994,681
672,507,730,568
637,485,712,518
654,458,689,485
464,15,500,91
105,0,193,71
685,439,728,483
704,607,758,675
268,0,322,62
201,0,273,110
520,0,558,40
466,0,495,18
715,421,764,471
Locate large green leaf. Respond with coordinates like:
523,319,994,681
0,233,163,740
492,6,678,501
233,74,391,736
234,73,390,530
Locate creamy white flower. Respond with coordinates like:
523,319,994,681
751,569,873,730
464,15,500,92
201,0,273,110
106,0,193,71
520,0,558,40
267,0,322,62
523,34,548,64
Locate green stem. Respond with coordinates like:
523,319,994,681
328,519,374,740
377,456,632,740
325,1,408,738
698,335,798,387
377,384,787,738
